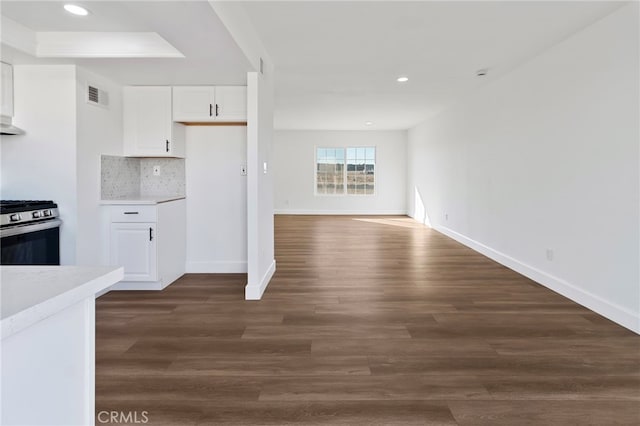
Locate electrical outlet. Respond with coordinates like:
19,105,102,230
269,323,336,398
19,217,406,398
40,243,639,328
546,249,554,261
153,165,161,176
240,164,247,176
445,213,449,221
263,162,268,174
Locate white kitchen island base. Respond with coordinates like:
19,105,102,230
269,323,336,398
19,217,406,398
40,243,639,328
1,266,124,426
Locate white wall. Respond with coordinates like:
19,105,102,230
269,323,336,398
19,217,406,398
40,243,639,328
185,126,247,273
75,67,123,266
246,70,276,300
0,65,123,266
1,65,78,264
273,130,407,214
407,3,639,333
211,1,276,299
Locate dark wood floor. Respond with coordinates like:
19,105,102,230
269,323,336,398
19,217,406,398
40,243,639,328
96,215,640,425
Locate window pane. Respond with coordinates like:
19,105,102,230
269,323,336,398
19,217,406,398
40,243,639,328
317,170,326,193
326,148,335,162
316,147,345,195
366,147,375,160
345,146,375,195
346,147,356,160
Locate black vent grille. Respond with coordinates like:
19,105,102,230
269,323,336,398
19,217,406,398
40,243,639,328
88,85,99,103
87,84,109,107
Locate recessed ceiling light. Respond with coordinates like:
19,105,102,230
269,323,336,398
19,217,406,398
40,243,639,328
396,76,409,83
64,4,89,16
365,121,374,126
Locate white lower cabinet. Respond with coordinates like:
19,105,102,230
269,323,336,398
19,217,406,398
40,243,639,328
106,200,185,290
109,222,157,282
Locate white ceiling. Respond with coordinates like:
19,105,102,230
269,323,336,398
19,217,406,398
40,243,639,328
241,1,625,130
0,1,626,130
0,1,253,85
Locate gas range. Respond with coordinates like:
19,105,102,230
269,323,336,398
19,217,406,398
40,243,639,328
0,200,59,227
1,200,62,265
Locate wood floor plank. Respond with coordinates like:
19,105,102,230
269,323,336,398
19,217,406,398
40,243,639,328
452,302,594,314
196,401,458,426
367,355,640,377
96,354,176,375
481,375,640,401
258,375,491,401
125,337,312,356
488,336,640,356
311,338,498,356
95,215,640,425
242,324,411,340
95,400,458,426
448,401,640,426
314,301,459,314
96,375,262,402
166,355,371,376
282,312,438,326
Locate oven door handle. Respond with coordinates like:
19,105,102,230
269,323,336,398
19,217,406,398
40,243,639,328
0,219,62,238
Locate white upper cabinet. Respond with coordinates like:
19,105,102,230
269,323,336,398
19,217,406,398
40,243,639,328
123,86,185,158
214,86,247,122
172,86,216,122
172,86,247,123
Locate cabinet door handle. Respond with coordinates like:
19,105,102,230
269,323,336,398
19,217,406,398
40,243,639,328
123,212,139,215
166,140,170,152
209,104,213,117
215,104,219,117
149,227,154,241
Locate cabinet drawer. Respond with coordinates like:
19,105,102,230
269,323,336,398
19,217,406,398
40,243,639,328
110,205,157,223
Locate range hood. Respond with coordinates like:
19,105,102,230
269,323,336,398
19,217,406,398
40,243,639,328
1,62,25,136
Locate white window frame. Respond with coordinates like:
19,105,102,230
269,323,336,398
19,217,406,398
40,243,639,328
314,146,346,197
314,146,376,197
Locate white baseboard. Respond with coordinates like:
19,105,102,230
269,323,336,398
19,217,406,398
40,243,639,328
274,209,407,215
100,273,185,293
186,261,247,273
245,259,276,300
434,224,640,334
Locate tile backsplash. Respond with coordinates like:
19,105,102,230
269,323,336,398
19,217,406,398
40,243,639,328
101,155,186,199
140,158,186,196
101,156,140,199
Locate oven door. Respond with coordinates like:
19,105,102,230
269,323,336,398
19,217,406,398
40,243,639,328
0,219,61,265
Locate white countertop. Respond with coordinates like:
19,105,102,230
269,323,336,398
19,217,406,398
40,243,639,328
1,266,124,339
100,195,185,205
